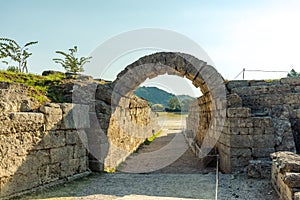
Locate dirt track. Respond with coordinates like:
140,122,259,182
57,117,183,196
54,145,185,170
22,113,278,200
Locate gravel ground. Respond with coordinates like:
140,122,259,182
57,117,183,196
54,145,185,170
22,114,278,200
22,172,277,200
23,131,278,200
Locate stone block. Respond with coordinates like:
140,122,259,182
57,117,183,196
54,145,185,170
0,172,40,197
60,158,80,177
30,150,51,166
50,146,73,163
229,118,253,128
281,77,300,85
192,76,205,88
271,151,300,173
231,135,252,148
209,84,227,99
66,130,79,145
74,144,87,158
79,157,88,172
9,112,44,132
218,132,230,146
283,172,300,188
39,103,62,130
252,117,272,127
219,150,231,173
247,159,272,179
252,135,274,148
295,192,300,200
15,155,38,175
60,103,90,129
227,107,251,118
219,143,252,157
226,80,249,90
95,84,113,104
249,128,264,135
88,112,101,129
227,93,243,108
230,127,249,135
39,103,61,115
271,152,300,200
252,147,275,158
284,93,300,104
265,127,274,135
42,131,66,149
38,163,60,184
295,86,300,93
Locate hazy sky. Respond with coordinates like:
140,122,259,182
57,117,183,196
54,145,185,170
1,0,300,96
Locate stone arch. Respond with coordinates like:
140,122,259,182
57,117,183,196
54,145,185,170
111,52,227,158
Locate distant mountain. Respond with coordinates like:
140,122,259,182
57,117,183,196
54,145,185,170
134,86,175,107
134,86,195,109
177,94,195,102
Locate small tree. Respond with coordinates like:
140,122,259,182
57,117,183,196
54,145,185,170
168,97,181,111
53,46,92,73
287,69,300,77
0,38,38,73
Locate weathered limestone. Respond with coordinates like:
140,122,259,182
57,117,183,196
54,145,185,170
0,93,90,199
187,77,300,174
247,159,272,179
112,52,226,170
60,103,90,129
53,76,160,173
271,151,300,200
115,53,300,175
104,96,160,171
2,52,300,198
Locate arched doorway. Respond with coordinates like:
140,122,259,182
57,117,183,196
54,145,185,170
103,52,227,172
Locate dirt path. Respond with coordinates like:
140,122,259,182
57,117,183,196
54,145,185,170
23,131,278,200
22,172,277,200
117,131,214,174
22,113,278,200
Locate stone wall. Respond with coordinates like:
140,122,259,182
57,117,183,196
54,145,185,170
271,151,300,200
64,81,160,172
186,93,213,162
187,77,300,173
104,96,160,171
0,83,90,199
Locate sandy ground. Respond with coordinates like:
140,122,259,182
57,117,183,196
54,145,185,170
22,113,278,200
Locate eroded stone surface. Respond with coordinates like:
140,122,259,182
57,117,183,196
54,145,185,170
271,151,300,200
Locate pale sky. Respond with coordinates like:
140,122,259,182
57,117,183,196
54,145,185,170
1,0,300,96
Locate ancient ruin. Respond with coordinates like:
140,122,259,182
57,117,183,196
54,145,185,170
0,52,300,199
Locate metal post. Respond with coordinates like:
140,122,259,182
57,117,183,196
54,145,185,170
242,68,245,80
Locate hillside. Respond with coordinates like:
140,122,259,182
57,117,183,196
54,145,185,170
177,94,195,102
134,86,175,107
134,86,195,110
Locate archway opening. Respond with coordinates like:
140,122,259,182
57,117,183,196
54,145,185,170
103,52,227,173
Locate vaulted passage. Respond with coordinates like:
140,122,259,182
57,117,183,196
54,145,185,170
105,52,227,171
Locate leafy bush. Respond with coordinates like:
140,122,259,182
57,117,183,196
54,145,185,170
53,46,92,73
0,38,38,73
287,69,300,77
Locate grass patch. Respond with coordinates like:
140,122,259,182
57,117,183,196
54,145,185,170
0,70,66,103
144,130,162,145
